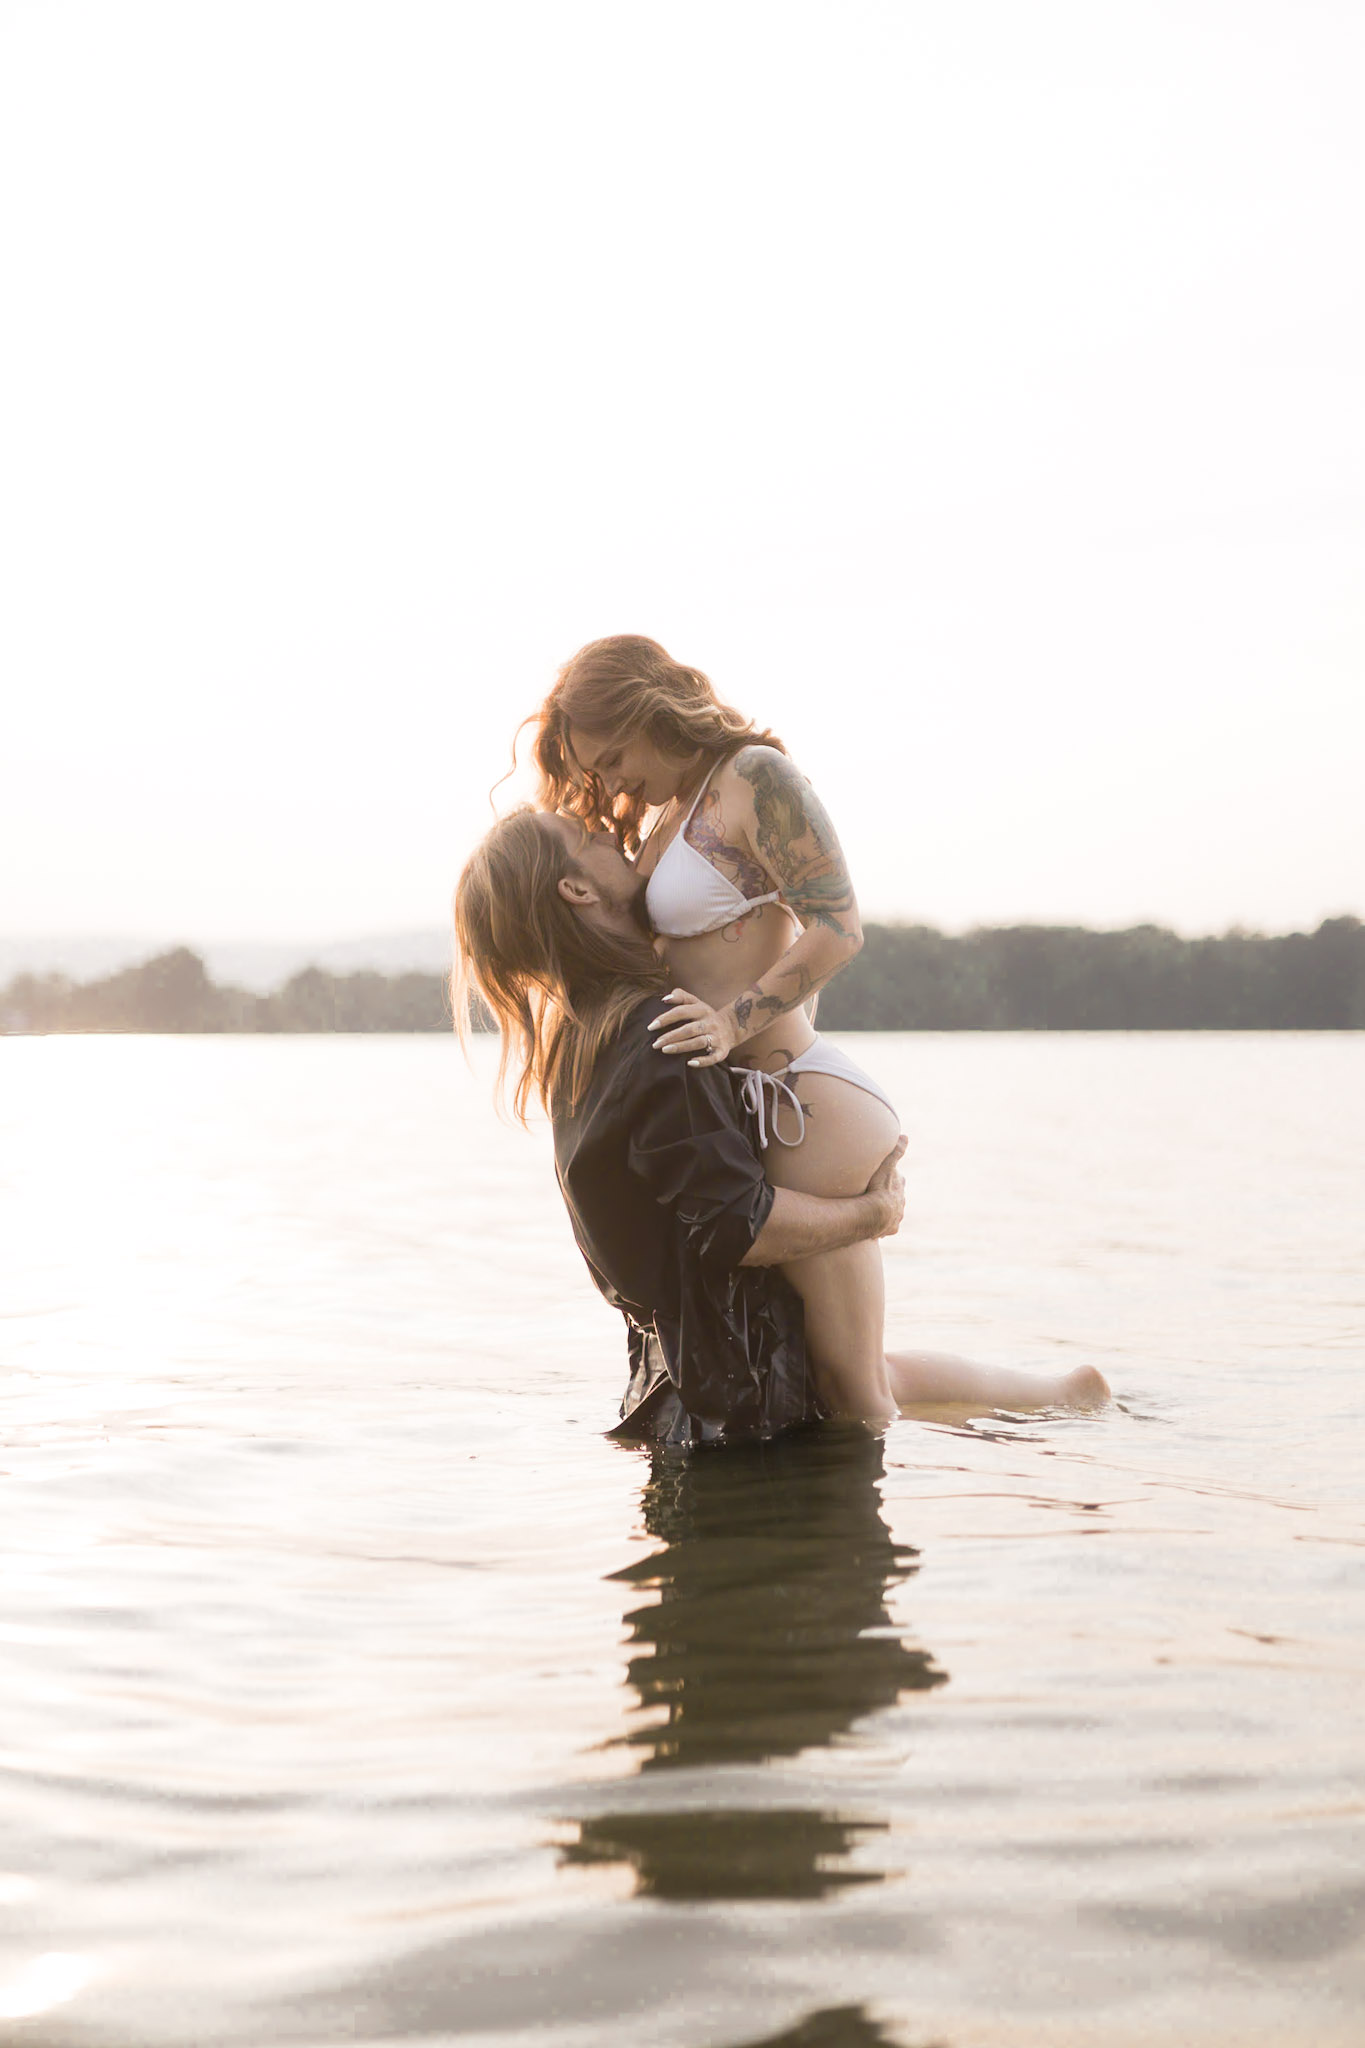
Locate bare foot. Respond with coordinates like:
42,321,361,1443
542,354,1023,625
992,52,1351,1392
1060,1364,1110,1409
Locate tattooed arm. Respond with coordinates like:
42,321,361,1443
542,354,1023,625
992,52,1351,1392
722,747,863,1044
650,747,864,1064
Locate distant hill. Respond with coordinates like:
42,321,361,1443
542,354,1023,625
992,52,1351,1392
0,929,453,994
3,918,1362,1034
814,916,1365,1031
1,949,452,1034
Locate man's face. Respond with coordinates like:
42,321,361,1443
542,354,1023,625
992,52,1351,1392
541,813,651,935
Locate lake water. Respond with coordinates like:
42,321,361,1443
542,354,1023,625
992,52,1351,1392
2,1032,1363,2047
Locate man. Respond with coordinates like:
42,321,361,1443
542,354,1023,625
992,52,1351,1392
551,946,908,1447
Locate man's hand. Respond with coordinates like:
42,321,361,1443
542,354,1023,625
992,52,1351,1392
740,1137,908,1268
865,1136,908,1238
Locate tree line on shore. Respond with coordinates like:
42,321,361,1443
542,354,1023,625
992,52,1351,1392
4,916,1362,1034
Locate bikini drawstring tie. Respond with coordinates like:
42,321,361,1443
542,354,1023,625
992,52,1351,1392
729,1064,807,1149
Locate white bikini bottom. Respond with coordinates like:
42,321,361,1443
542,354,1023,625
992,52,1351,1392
729,1036,899,1150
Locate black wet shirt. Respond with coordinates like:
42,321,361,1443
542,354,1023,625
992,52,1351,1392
552,1001,815,1448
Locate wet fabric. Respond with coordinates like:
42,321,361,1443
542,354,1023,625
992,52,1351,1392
552,1000,816,1448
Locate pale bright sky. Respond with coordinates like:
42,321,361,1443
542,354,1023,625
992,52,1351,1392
2,0,1362,945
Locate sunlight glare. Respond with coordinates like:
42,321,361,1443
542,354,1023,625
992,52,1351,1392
0,1952,92,2021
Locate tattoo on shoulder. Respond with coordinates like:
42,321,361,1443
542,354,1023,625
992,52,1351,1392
685,791,771,901
735,751,857,938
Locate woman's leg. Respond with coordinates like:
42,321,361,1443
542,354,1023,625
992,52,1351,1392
886,1349,1110,1411
762,1064,1111,1418
763,1068,903,1422
783,1239,897,1424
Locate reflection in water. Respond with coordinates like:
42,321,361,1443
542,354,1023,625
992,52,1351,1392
563,1427,945,1902
726,2005,917,2048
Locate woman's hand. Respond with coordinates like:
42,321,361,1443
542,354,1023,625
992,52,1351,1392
647,988,742,1067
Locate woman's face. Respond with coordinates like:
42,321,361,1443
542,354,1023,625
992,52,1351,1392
566,724,692,809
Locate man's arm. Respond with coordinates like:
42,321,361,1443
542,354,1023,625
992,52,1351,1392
739,1139,906,1267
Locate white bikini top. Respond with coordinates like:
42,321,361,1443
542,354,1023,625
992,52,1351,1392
644,757,783,938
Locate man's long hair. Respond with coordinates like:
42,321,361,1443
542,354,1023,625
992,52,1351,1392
452,807,667,1120
528,634,787,854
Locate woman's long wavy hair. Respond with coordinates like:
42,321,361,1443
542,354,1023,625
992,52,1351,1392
528,634,786,855
452,807,667,1121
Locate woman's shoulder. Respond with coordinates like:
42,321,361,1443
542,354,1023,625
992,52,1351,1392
716,743,803,806
714,745,819,830
725,741,793,777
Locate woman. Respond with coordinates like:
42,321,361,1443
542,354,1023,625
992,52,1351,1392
529,634,1108,1418
453,805,1104,1429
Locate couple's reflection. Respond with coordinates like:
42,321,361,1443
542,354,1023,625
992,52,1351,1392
562,1425,945,1902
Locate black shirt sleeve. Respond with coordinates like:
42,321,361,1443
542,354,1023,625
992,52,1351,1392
623,1037,775,1276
